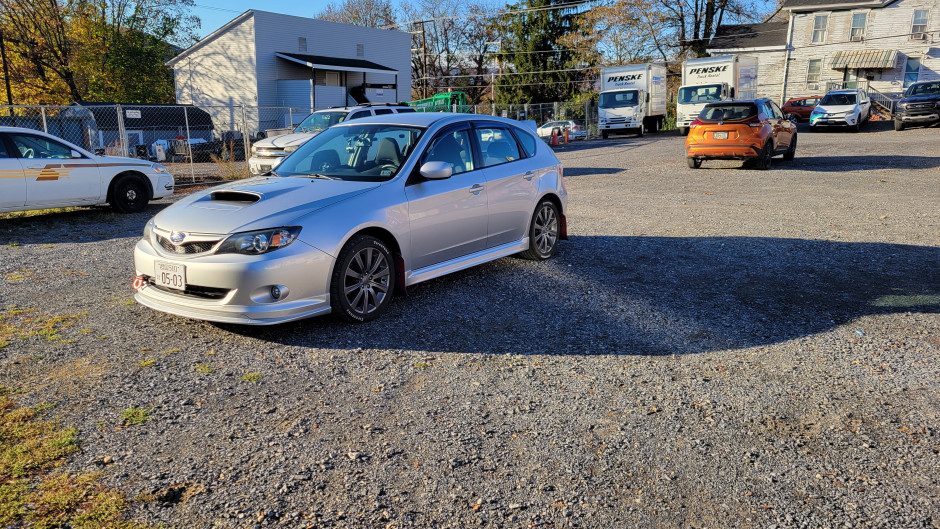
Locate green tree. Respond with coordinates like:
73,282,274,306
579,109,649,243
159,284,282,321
0,0,198,104
493,0,588,104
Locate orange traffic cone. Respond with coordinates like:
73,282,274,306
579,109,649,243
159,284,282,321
564,128,570,143
550,128,559,146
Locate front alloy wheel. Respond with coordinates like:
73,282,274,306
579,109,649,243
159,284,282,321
520,200,560,260
330,235,395,322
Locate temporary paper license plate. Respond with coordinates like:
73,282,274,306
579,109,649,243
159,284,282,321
155,261,186,290
713,131,729,140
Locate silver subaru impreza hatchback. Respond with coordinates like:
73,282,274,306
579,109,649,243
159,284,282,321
133,113,567,324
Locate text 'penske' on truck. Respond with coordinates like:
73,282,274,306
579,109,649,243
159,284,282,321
598,63,667,138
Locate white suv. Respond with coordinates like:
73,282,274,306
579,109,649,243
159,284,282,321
809,89,871,132
248,104,416,175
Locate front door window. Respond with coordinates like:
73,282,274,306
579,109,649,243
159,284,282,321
904,58,921,88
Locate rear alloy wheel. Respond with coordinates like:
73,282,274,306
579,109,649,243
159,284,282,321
520,200,560,260
753,140,773,170
330,235,395,322
783,133,797,161
687,157,702,169
110,174,149,213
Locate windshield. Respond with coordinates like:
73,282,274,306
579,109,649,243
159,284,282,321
819,93,857,106
905,82,940,97
293,111,349,133
678,84,723,105
599,90,639,108
698,103,757,122
276,123,425,182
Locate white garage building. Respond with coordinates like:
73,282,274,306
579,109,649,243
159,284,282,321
167,10,412,135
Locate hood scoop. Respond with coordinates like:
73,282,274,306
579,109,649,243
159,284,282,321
209,190,261,203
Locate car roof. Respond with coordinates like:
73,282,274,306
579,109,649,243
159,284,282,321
315,104,412,113
827,89,859,95
330,112,537,131
704,98,767,106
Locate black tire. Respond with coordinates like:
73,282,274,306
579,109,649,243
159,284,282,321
894,119,905,131
687,157,702,169
783,133,797,161
753,140,772,170
110,174,149,213
679,127,689,136
809,125,817,133
330,235,395,322
519,200,560,260
636,123,644,137
601,131,609,139
852,121,861,133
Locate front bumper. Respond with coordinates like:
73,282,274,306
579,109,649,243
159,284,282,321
810,114,858,127
133,237,335,325
896,110,940,123
248,155,286,176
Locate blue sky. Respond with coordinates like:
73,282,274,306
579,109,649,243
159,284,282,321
192,1,375,38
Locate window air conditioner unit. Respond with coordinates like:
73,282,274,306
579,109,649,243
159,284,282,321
911,32,927,40
808,83,819,90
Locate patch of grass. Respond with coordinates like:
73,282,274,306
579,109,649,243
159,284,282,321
0,207,83,220
0,308,84,348
6,241,20,248
120,407,150,426
139,359,155,368
3,269,35,283
241,372,262,384
0,388,154,528
209,141,250,181
414,361,430,370
194,364,213,374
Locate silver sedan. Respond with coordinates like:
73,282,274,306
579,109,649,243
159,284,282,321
133,113,568,324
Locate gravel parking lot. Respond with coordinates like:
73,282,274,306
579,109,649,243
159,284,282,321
1,121,938,528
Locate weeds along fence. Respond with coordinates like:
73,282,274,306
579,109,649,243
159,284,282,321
0,101,604,182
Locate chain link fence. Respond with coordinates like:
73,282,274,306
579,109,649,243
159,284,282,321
0,101,604,182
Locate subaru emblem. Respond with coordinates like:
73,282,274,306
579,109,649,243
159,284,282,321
170,231,186,244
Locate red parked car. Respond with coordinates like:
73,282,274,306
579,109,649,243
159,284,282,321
782,96,821,122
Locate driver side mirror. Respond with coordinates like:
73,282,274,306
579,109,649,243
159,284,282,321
786,113,798,124
71,149,83,159
419,161,452,180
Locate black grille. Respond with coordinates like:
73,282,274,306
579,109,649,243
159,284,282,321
156,235,218,254
145,278,231,300
909,102,935,110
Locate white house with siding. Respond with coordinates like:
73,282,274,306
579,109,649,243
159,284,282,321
706,22,790,102
708,0,939,107
167,10,412,135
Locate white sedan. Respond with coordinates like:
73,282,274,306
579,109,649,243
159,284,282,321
0,126,174,214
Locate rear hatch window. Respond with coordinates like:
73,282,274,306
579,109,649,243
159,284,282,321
699,103,757,122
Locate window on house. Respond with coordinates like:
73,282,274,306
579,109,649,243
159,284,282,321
806,59,822,84
298,37,307,52
911,10,928,37
356,44,364,57
904,57,921,88
850,12,866,41
812,15,828,43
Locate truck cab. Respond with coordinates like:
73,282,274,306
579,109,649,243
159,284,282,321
676,83,731,134
599,89,645,137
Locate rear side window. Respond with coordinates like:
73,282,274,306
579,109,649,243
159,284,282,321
511,127,537,158
700,104,757,122
373,109,393,115
396,107,417,113
0,136,8,158
348,111,371,120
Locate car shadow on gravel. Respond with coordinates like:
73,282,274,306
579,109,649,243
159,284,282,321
221,235,939,356
0,204,164,245
789,154,940,171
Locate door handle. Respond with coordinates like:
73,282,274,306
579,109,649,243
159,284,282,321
523,171,536,181
469,183,485,194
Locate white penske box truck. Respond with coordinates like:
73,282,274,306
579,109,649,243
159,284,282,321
598,63,667,138
676,55,758,135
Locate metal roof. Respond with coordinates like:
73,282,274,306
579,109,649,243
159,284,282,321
276,53,398,75
830,50,898,69
708,22,790,50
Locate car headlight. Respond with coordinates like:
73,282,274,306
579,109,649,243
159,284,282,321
251,145,260,154
216,227,302,255
152,163,168,173
143,218,155,240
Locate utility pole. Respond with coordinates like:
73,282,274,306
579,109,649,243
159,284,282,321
0,31,14,111
420,21,428,98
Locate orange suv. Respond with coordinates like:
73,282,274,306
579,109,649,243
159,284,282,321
686,98,797,170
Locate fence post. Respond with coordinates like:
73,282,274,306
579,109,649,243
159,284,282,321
241,106,250,178
115,104,128,157
183,105,195,183
40,106,47,133
288,107,293,128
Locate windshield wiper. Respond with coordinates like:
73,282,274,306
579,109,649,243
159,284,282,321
305,173,339,180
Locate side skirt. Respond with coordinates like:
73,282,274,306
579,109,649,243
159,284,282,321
405,239,530,287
